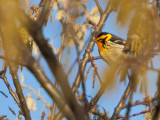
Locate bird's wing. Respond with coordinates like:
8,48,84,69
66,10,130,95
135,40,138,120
110,35,126,45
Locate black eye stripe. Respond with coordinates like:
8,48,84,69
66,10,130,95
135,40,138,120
97,38,106,43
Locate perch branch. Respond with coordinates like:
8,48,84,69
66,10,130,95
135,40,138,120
72,0,112,94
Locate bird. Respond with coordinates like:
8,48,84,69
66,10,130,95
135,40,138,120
95,32,127,65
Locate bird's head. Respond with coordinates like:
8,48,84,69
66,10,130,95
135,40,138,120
95,32,112,51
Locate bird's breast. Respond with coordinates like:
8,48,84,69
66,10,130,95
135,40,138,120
99,42,124,64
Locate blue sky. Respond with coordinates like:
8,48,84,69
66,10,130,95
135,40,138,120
0,0,158,120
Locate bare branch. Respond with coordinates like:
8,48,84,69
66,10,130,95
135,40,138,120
9,107,16,116
126,91,133,120
22,84,51,109
0,115,7,120
72,0,112,94
90,55,102,84
9,65,31,120
41,111,45,120
0,62,22,113
54,2,113,118
89,87,104,109
94,0,103,15
27,57,76,120
37,0,53,27
122,96,157,109
49,82,58,120
38,0,45,7
85,65,92,82
111,81,131,120
17,7,87,120
153,71,160,119
86,17,97,29
118,109,153,119
0,91,8,98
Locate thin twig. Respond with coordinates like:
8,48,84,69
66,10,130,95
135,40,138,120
37,0,53,27
67,38,92,76
118,109,154,119
49,82,58,120
86,17,97,29
121,96,157,109
153,70,160,120
18,7,87,120
9,64,31,120
92,111,109,120
9,107,16,116
38,0,45,7
0,115,7,120
94,67,103,84
90,54,103,84
0,91,8,98
22,84,51,109
126,91,133,120
85,65,92,82
111,81,131,120
94,0,103,15
41,111,45,120
72,0,112,94
0,62,22,112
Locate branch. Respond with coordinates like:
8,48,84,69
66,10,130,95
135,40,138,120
118,109,153,119
92,111,109,120
54,2,113,119
49,82,58,120
0,91,8,98
26,57,76,120
22,84,51,109
89,87,104,109
94,0,103,15
18,7,87,120
9,64,31,120
111,81,131,120
19,44,76,119
122,96,157,109
153,71,160,119
90,55,102,84
38,0,45,7
0,115,7,120
86,17,97,29
41,111,45,120
0,62,22,113
37,0,52,27
72,0,112,94
126,91,133,120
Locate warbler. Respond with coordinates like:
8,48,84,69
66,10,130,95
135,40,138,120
95,32,127,65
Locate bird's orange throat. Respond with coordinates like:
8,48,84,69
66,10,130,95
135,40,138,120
95,41,104,53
